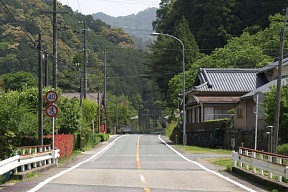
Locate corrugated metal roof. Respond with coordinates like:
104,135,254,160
193,68,268,92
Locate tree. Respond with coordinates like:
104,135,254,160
167,13,288,110
148,16,200,107
105,95,137,132
0,71,37,92
265,85,288,144
153,0,288,53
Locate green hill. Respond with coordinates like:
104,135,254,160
0,0,158,110
92,8,157,49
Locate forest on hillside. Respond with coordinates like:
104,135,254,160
148,0,288,109
0,0,160,112
1,0,288,118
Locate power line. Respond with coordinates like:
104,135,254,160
76,0,82,12
1,0,67,68
99,0,159,6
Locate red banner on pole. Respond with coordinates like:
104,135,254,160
101,124,106,133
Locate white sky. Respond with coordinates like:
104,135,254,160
59,0,160,17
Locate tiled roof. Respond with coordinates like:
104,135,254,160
241,78,288,99
257,57,288,74
193,68,268,92
62,92,103,102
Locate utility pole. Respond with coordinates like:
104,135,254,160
52,0,57,88
50,0,68,88
44,53,48,87
38,33,43,145
273,8,288,153
81,21,88,99
104,50,107,106
98,92,101,133
103,50,107,132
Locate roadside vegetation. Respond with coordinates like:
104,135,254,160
174,145,232,154
174,145,233,171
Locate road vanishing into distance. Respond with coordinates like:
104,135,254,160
1,135,267,192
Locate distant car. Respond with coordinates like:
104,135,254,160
121,126,131,134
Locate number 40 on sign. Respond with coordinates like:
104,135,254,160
45,90,58,103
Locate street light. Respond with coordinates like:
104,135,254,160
151,32,186,145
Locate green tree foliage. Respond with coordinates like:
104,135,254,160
264,85,288,144
56,97,83,134
153,0,288,53
1,0,148,108
166,14,286,109
101,27,135,48
148,16,199,105
105,95,137,131
0,87,102,158
0,71,37,92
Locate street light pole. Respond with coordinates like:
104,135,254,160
151,32,186,145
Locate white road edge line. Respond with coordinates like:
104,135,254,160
157,135,257,192
27,135,126,192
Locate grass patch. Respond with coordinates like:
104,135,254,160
58,150,81,167
174,145,231,154
26,172,40,180
174,145,233,171
207,157,234,171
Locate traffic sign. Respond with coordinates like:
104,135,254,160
253,105,265,118
253,92,265,104
45,104,58,117
45,91,58,103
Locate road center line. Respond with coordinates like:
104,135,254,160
158,135,257,192
144,187,151,192
136,135,141,169
136,136,151,192
139,174,146,183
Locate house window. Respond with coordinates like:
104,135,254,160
194,107,201,123
214,107,232,119
237,108,243,118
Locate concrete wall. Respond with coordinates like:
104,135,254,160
234,98,265,131
172,127,268,151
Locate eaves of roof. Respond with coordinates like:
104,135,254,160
257,57,288,74
241,78,288,99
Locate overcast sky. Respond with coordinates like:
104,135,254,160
60,0,160,17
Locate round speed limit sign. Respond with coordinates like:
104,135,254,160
45,91,58,103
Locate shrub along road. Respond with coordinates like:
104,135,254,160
0,134,267,192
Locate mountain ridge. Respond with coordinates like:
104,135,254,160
92,8,157,49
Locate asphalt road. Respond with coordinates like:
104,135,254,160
0,135,268,192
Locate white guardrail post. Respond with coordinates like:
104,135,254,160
232,146,288,183
0,145,60,178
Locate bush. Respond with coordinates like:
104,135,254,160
205,118,232,129
165,121,177,138
277,144,288,156
74,133,103,150
96,133,110,142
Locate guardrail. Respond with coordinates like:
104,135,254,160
0,145,59,176
232,146,288,182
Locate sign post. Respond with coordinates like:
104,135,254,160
45,91,58,150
